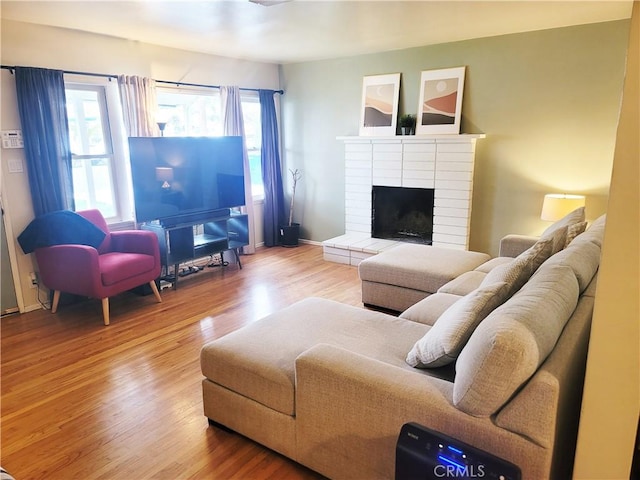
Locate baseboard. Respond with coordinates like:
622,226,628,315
299,238,322,246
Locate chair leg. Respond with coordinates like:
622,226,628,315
101,298,110,326
51,290,61,313
149,280,162,303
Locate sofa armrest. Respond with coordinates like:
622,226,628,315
295,344,543,480
499,234,539,257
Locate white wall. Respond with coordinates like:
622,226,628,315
1,19,280,311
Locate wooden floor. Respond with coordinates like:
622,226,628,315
1,244,364,480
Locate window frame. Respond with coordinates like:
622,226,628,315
239,92,264,201
64,75,134,225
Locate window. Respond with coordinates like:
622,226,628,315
157,89,222,137
241,97,264,198
157,88,264,199
66,85,118,217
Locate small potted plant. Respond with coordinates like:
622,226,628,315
280,168,302,247
399,114,416,135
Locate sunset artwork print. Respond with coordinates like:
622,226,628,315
364,83,394,127
416,67,466,135
359,73,400,136
422,77,459,125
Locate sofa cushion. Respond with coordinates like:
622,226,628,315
453,264,580,417
99,252,156,285
406,281,510,368
400,293,461,326
542,238,600,292
474,256,513,273
437,271,487,296
200,298,431,416
358,244,491,294
480,230,558,295
541,206,586,237
494,294,596,448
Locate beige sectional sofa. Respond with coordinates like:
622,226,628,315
200,209,603,479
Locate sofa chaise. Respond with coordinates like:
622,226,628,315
200,209,602,479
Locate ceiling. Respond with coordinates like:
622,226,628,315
1,0,633,64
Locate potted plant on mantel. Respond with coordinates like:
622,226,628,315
399,114,416,135
280,168,302,247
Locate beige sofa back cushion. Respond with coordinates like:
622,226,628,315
453,264,580,417
474,256,514,273
399,292,460,326
543,240,600,292
437,270,487,296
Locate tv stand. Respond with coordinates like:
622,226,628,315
160,209,231,228
142,212,249,289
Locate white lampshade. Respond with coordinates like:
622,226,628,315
541,194,586,222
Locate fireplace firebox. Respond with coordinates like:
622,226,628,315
371,186,435,244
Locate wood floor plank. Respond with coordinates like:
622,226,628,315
1,244,361,479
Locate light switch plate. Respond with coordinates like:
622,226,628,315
8,158,24,173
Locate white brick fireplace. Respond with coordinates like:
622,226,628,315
323,134,485,265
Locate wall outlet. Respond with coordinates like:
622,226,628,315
29,272,38,288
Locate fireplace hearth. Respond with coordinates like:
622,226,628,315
372,186,434,244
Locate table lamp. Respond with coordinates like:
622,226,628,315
541,194,586,222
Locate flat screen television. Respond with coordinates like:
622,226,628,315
128,136,245,225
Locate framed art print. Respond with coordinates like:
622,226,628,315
416,67,466,135
359,73,400,136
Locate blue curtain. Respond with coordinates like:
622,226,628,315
15,67,74,217
259,90,286,247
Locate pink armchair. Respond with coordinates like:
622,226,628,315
33,209,162,325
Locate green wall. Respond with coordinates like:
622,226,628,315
280,20,630,255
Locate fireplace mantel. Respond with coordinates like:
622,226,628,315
336,134,485,142
324,134,485,265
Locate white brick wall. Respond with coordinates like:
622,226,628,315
339,135,484,250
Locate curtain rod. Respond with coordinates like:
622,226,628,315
0,65,284,94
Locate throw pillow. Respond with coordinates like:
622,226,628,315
480,230,558,296
564,221,588,248
541,206,585,237
406,281,509,368
571,214,606,248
